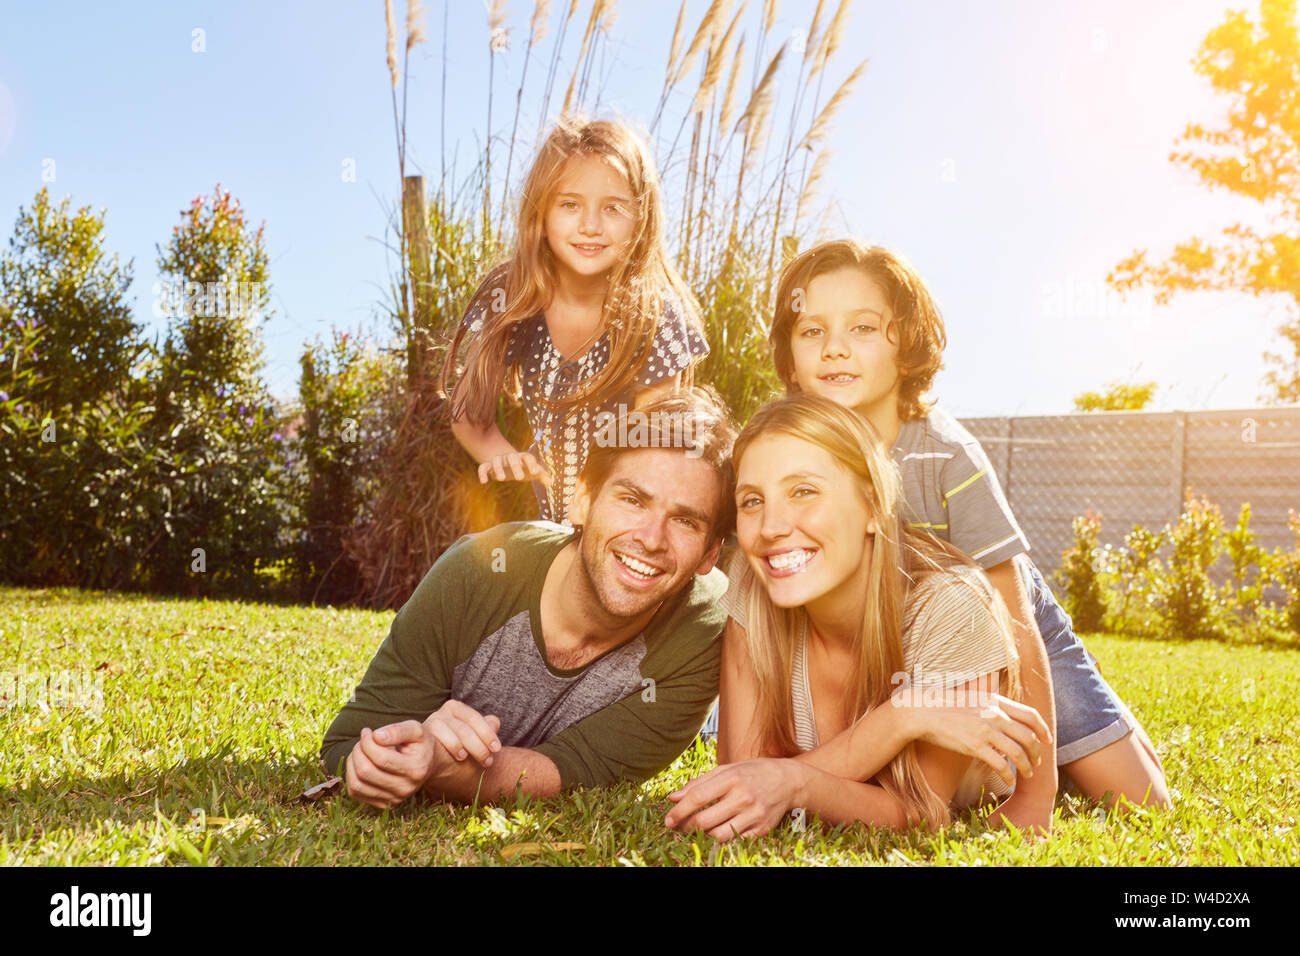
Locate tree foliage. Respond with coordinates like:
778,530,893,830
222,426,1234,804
1108,0,1300,404
0,188,141,409
1072,380,1158,412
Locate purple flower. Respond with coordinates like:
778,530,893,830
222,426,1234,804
271,432,283,442
244,417,254,426
0,391,8,402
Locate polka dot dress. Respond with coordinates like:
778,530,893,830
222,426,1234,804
463,298,709,524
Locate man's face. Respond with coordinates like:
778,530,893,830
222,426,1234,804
567,448,724,620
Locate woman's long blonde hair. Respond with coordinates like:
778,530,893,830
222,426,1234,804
440,115,704,425
735,394,1020,828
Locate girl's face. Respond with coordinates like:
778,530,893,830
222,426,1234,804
788,268,902,419
735,432,878,611
543,153,638,285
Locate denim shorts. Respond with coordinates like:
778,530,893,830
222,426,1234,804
1022,559,1135,764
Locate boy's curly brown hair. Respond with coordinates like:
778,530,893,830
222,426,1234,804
769,239,947,422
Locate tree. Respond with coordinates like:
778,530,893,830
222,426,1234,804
1108,0,1300,404
0,188,141,409
1072,380,1158,412
155,184,271,397
144,185,288,596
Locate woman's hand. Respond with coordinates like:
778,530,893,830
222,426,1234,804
893,689,1050,787
477,451,552,487
664,759,805,842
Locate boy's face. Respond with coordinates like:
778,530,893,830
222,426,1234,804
788,267,901,421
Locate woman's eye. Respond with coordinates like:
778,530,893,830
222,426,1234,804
798,326,821,338
738,495,761,509
853,324,876,334
792,486,816,499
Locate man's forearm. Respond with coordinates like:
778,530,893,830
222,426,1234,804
421,746,562,804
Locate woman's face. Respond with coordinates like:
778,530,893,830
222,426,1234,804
734,432,879,610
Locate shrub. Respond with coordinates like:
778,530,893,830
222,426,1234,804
1156,492,1230,641
1055,510,1107,633
290,330,402,604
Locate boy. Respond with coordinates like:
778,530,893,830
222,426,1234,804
766,239,1169,832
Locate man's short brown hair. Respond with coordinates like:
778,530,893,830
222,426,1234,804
580,385,738,540
770,239,947,422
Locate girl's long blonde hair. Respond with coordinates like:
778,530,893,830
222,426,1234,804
440,115,704,425
735,394,1020,828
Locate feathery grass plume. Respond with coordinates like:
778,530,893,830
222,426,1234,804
794,147,830,227
763,0,778,30
735,40,785,146
598,0,617,33
718,35,746,133
484,0,512,239
406,0,427,50
563,0,609,114
665,0,689,82
578,0,617,106
488,0,510,51
811,0,850,76
673,0,730,86
799,57,867,150
385,0,400,87
538,0,582,126
529,0,552,45
691,2,745,115
803,0,827,64
650,0,692,133
501,0,554,231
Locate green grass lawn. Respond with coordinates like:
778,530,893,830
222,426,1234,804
2,585,1296,866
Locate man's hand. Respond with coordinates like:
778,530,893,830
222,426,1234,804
345,701,503,810
664,759,804,843
345,722,436,810
424,699,502,767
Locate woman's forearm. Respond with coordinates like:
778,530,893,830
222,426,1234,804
791,700,913,781
789,759,910,830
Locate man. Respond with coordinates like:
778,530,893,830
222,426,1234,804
320,390,737,808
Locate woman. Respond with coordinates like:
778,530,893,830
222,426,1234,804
665,394,1050,841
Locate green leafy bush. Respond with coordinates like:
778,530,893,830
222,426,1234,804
1054,510,1107,633
1156,492,1230,642
290,330,402,604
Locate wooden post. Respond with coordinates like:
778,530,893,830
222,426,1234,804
402,175,432,386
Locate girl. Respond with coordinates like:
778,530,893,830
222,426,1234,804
440,116,709,524
666,395,1038,839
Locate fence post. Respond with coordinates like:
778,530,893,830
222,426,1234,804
402,175,432,386
1170,411,1187,523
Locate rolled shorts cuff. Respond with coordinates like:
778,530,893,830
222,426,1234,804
1056,712,1135,765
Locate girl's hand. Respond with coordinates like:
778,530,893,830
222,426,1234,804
664,759,804,842
893,690,1050,787
478,451,552,487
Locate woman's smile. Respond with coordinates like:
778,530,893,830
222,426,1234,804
735,432,877,613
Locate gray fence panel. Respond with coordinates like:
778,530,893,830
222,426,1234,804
957,406,1300,581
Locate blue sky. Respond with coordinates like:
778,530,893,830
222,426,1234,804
0,0,1289,416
